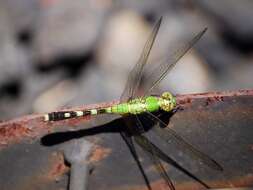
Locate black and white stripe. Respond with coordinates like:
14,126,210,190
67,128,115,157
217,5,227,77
44,108,108,121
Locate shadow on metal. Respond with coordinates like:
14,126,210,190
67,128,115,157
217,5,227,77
0,89,253,190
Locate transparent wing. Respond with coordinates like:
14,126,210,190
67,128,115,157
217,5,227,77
145,111,223,171
142,28,207,97
134,133,210,189
119,17,164,188
120,132,152,190
134,115,175,190
120,17,162,102
134,134,175,190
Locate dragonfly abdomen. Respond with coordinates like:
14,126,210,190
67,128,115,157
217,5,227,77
44,107,111,121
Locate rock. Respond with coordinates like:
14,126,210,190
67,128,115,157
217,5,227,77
118,0,172,16
195,0,253,53
34,0,110,64
0,3,30,86
97,11,151,98
159,52,213,94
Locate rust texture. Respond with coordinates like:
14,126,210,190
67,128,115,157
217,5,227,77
176,89,253,107
0,89,252,190
47,152,69,181
0,100,119,149
89,145,112,163
0,89,252,148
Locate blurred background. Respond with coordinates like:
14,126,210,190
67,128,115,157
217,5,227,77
0,0,253,120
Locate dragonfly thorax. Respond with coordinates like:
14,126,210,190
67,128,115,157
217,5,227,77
125,92,176,115
158,92,176,112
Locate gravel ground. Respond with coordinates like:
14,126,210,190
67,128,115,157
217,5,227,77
0,0,252,120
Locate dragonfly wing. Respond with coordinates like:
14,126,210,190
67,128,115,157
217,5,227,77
134,115,175,190
120,131,152,190
145,112,223,171
142,28,207,97
120,17,162,102
134,133,211,189
134,134,175,190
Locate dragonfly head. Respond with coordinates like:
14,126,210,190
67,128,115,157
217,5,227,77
159,92,176,112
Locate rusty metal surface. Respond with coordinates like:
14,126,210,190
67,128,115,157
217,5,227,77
0,89,253,190
0,101,119,149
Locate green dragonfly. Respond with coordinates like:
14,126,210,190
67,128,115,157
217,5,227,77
44,17,222,190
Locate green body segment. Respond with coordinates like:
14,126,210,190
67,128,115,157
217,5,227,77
111,96,160,114
44,92,176,121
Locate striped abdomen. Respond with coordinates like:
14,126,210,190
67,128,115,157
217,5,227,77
44,107,111,121
43,96,166,122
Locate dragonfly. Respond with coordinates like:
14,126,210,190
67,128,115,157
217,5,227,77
44,17,223,190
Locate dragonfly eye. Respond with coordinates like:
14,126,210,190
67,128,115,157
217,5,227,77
161,92,173,100
160,92,176,112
